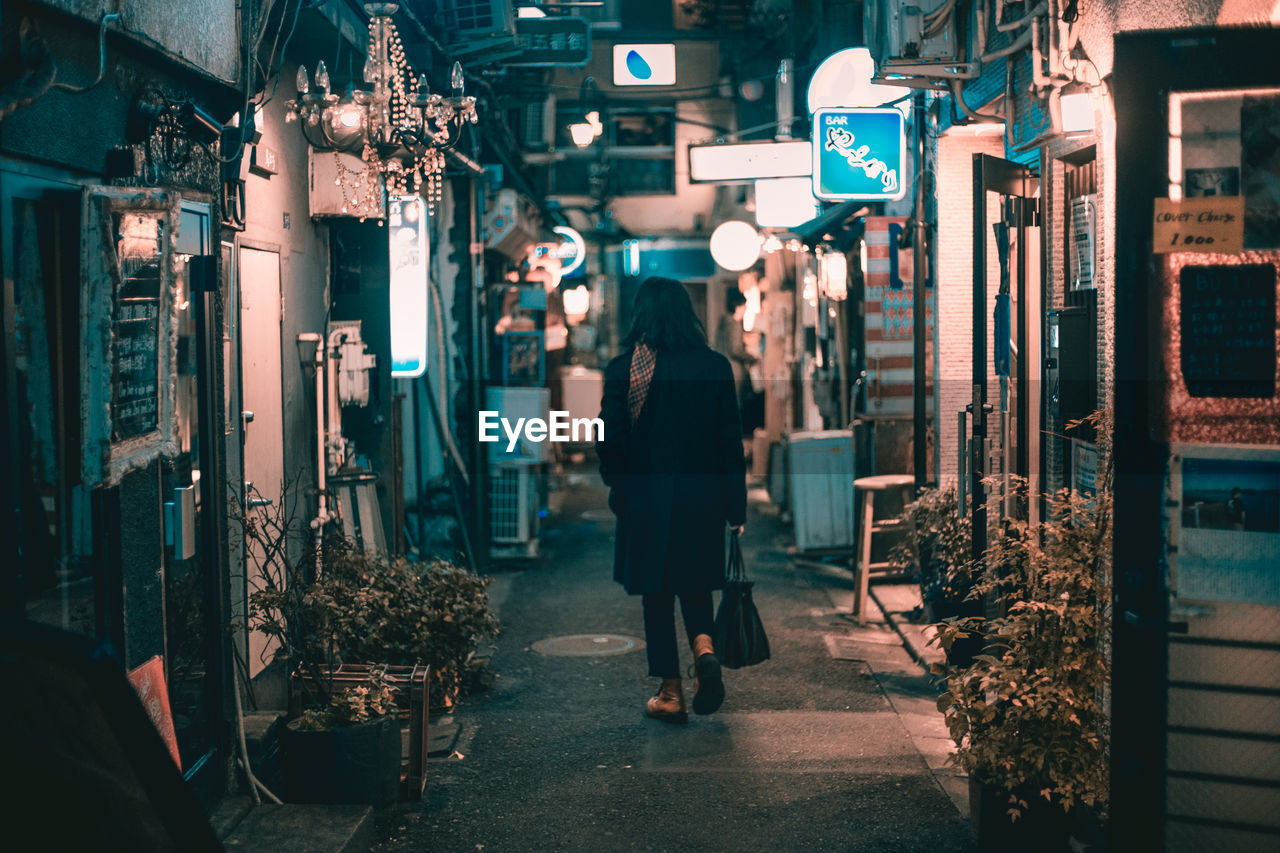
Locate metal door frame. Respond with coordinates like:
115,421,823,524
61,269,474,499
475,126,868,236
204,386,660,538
971,153,1039,560
1112,26,1280,851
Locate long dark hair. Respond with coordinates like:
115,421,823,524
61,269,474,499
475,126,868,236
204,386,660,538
621,276,707,352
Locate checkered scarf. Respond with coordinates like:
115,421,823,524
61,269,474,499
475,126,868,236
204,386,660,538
627,343,655,424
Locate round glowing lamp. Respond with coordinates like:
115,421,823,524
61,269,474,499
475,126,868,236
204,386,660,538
563,285,591,323
569,122,596,148
710,220,763,271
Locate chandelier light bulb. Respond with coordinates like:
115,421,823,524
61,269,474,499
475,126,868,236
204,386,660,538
296,65,310,95
315,60,330,93
451,61,465,94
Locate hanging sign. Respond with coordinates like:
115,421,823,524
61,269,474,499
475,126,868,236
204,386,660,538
389,196,429,378
811,108,907,201
1153,196,1245,254
508,17,590,67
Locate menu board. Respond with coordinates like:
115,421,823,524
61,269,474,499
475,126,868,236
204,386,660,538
110,214,164,442
1178,263,1276,398
112,298,160,441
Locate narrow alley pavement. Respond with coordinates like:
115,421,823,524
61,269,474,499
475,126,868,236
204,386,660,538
373,468,975,853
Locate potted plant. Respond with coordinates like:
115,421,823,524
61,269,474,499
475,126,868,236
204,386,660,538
279,667,402,806
890,487,976,620
230,479,499,803
307,537,500,711
932,476,1111,853
889,487,983,664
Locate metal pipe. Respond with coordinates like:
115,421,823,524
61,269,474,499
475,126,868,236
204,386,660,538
297,333,329,532
912,93,929,491
468,176,489,570
949,78,1003,123
981,29,1032,62
996,0,1046,32
957,409,968,515
970,154,989,564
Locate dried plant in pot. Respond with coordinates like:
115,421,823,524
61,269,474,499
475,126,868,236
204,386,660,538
311,538,500,712
230,479,499,802
932,471,1112,851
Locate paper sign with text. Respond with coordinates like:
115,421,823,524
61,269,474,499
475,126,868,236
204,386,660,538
1153,196,1245,254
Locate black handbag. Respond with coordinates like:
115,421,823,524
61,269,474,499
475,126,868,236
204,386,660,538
713,530,770,669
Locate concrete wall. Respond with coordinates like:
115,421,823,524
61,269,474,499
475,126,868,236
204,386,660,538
240,59,331,513
36,0,240,83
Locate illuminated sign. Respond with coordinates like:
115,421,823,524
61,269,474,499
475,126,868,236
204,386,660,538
806,47,911,114
688,139,812,183
613,44,676,86
754,177,821,228
553,225,586,275
811,108,907,201
389,196,429,377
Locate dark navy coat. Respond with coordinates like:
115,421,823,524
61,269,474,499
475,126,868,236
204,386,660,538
597,344,747,596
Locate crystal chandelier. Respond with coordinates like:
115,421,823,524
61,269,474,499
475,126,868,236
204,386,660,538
284,3,478,215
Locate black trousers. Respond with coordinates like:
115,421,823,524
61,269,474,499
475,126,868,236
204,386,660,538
642,592,715,678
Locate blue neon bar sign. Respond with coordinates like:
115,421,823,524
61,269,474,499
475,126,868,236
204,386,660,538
811,108,907,201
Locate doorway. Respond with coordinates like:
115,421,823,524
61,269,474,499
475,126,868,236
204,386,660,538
1112,28,1280,852
237,244,285,679
969,154,1040,557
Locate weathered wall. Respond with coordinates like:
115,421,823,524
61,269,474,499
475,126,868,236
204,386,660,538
35,0,240,83
240,59,331,513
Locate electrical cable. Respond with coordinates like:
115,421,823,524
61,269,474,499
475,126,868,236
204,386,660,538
49,12,119,94
230,644,283,805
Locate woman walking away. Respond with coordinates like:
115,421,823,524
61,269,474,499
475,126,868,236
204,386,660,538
597,277,748,723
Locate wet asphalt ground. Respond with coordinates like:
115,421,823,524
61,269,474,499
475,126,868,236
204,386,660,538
373,468,976,853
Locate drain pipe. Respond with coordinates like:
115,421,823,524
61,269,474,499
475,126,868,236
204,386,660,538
298,333,329,532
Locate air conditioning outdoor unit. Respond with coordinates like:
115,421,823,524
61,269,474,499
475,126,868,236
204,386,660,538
521,96,556,151
489,462,540,556
864,0,978,85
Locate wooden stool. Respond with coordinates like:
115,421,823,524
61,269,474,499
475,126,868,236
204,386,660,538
852,474,916,624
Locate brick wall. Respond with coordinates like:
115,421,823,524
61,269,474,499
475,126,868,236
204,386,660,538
934,130,1008,489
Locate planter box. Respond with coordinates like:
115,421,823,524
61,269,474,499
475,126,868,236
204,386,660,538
969,774,1071,853
291,663,430,801
281,714,401,807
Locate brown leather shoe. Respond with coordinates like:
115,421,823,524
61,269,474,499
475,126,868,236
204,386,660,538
690,634,725,715
645,678,688,724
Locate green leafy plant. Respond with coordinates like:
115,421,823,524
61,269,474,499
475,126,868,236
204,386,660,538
888,487,976,611
295,667,398,731
932,474,1111,818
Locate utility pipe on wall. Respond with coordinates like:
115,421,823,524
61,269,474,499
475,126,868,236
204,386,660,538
298,333,330,534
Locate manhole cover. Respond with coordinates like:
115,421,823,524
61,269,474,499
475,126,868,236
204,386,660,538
581,509,614,521
531,634,644,657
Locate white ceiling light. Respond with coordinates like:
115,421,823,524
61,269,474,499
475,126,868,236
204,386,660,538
710,221,763,271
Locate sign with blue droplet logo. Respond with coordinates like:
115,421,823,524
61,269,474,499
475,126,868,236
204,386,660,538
613,44,676,86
